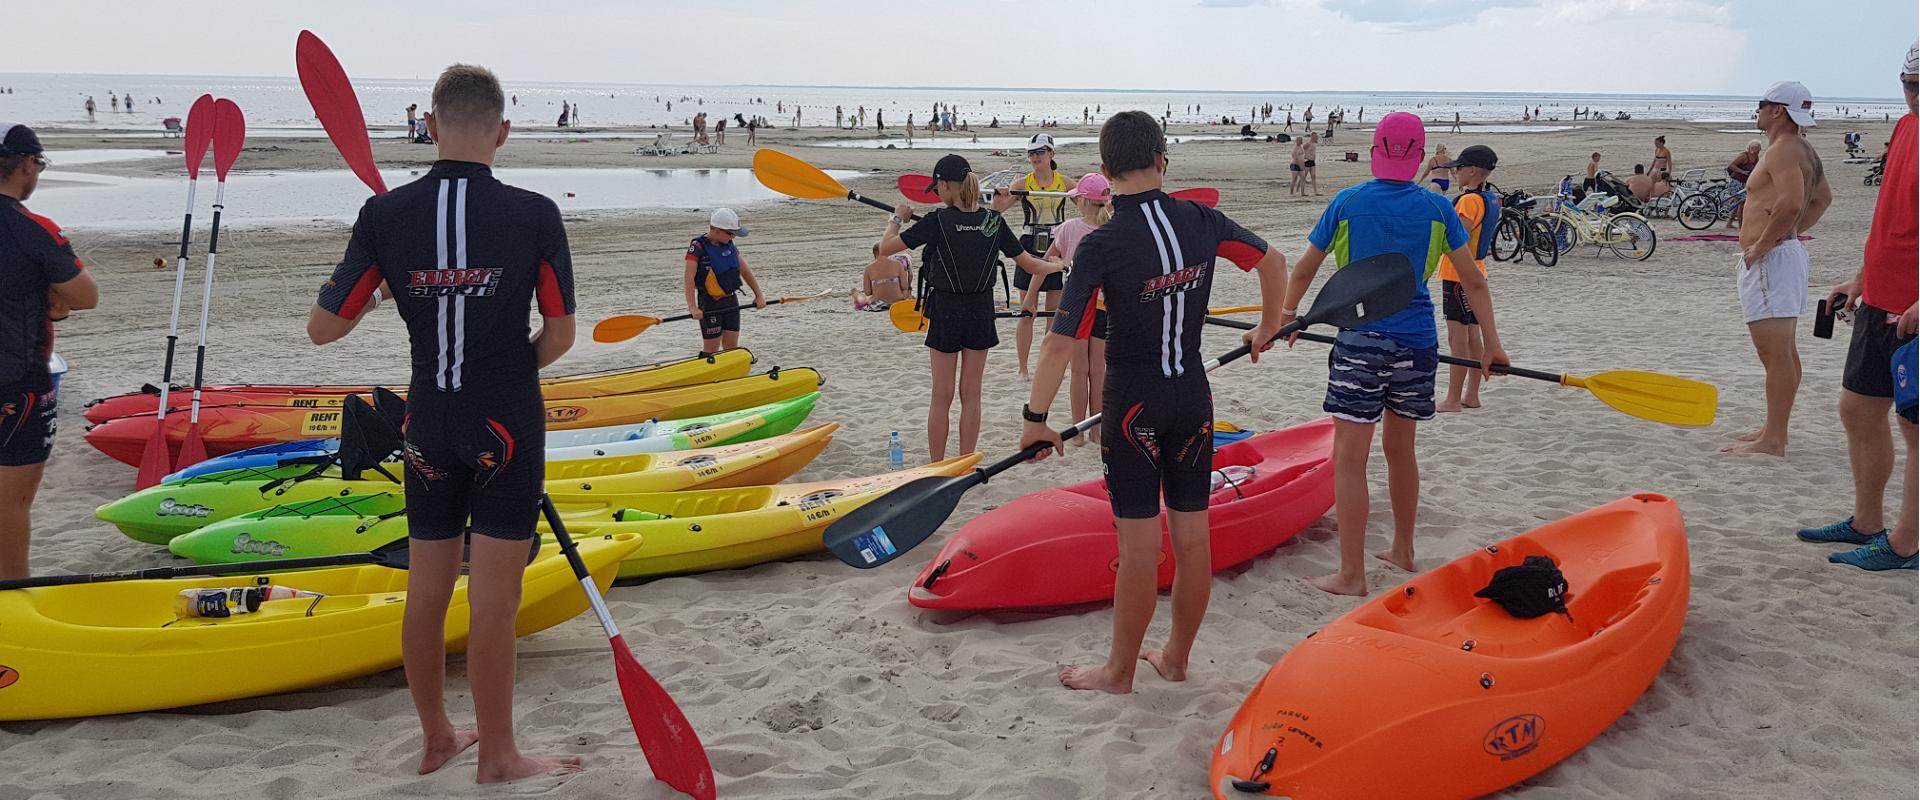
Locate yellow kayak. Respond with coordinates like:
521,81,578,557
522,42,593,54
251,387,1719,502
0,532,641,721
168,455,984,580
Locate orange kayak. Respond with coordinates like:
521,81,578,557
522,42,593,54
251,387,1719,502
83,367,822,467
1209,493,1689,799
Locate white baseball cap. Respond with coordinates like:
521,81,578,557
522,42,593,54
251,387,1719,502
1026,133,1055,152
709,207,747,237
1761,81,1817,128
1904,40,1917,76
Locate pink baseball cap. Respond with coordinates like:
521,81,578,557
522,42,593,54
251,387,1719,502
1371,111,1426,181
1066,172,1111,201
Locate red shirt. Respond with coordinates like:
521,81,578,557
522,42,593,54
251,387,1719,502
1863,114,1917,314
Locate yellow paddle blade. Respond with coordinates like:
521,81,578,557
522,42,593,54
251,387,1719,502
889,302,929,333
1569,370,1718,427
753,148,851,200
591,314,662,343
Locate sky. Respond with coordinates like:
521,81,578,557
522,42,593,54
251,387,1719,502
6,0,1914,98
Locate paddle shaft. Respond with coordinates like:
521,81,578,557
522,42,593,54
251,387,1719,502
0,549,394,590
184,179,229,424
1203,316,1564,383
159,179,197,421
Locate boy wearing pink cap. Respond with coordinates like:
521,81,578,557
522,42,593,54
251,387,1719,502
1277,111,1509,596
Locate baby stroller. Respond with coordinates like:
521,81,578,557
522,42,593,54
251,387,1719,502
1589,171,1641,214
1844,132,1869,163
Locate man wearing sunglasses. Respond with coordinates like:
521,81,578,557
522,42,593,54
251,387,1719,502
1801,41,1919,571
0,123,101,579
1725,81,1832,457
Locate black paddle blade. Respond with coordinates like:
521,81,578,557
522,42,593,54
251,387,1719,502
823,473,981,569
338,392,405,480
1302,252,1418,328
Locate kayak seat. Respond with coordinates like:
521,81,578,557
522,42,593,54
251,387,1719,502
1351,508,1669,658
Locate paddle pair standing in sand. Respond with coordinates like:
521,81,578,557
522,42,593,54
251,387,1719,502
0,123,100,580
1800,41,1919,571
305,64,586,783
1279,111,1509,597
1725,80,1832,457
878,154,1059,462
1021,111,1291,693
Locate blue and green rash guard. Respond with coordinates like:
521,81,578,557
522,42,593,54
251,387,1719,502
1306,179,1468,348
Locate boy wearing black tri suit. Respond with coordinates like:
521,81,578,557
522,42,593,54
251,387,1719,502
0,123,100,579
308,65,582,784
683,207,764,354
1022,111,1290,694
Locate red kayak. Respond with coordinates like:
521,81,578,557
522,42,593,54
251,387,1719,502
909,418,1334,612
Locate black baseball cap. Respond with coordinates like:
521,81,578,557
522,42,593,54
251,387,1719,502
924,154,972,193
0,123,43,156
1440,144,1497,170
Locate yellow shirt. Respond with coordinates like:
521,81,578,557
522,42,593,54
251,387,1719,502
1021,171,1072,228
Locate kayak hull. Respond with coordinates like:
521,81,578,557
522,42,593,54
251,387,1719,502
0,532,640,721
98,424,838,544
1207,494,1689,799
82,349,755,423
83,367,822,467
910,419,1335,611
169,455,986,580
160,392,820,481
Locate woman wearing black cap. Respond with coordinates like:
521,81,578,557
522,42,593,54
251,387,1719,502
878,154,1060,461
0,124,101,578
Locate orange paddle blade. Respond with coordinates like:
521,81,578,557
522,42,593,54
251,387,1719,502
752,149,852,200
591,314,663,343
133,424,172,489
889,302,930,333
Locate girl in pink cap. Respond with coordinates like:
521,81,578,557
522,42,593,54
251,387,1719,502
1030,173,1114,443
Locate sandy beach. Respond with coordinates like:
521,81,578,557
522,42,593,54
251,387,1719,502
1,116,1914,799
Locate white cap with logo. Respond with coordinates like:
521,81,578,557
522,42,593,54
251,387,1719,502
710,207,747,237
1905,40,1918,76
1762,81,1817,128
1027,133,1055,152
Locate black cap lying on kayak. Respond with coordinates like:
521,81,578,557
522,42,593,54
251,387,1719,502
1474,554,1571,619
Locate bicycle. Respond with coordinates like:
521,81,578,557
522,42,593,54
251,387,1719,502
1676,179,1746,230
1542,194,1658,261
1489,190,1560,267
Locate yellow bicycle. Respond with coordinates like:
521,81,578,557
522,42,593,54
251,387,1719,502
1543,194,1658,261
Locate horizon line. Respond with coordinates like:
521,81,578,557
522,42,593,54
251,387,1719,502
0,71,1902,104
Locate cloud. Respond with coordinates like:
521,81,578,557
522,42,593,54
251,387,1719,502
1320,0,1537,30
1196,0,1275,6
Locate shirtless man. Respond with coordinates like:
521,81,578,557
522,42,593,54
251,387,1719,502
1301,132,1320,195
1728,81,1833,456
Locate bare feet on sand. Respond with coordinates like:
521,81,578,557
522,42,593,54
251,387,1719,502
1436,400,1463,413
1734,428,1764,442
1059,664,1131,694
477,754,584,784
418,729,480,775
1311,572,1368,596
1462,396,1480,409
1373,548,1416,572
1722,438,1786,456
1141,650,1187,682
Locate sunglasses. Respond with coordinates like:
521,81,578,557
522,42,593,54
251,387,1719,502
1756,101,1784,111
27,154,49,170
1903,77,1919,93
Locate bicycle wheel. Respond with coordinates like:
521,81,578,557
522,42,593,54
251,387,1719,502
1677,193,1717,230
1545,214,1576,255
1528,218,1560,267
1491,215,1522,262
1606,215,1657,261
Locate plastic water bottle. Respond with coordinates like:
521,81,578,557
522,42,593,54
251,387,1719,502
888,431,904,471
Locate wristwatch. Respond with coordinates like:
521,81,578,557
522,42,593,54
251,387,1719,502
888,214,905,226
1022,403,1048,423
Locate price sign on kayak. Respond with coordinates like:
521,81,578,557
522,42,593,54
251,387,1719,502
301,410,344,436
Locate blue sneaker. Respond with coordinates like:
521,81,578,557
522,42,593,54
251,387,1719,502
1830,534,1919,571
1797,517,1882,545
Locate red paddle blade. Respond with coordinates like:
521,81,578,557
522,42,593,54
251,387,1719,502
611,636,715,800
295,30,387,194
183,94,216,179
210,99,246,180
176,422,208,471
1217,240,1264,271
133,425,172,489
1171,187,1220,207
896,175,940,204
